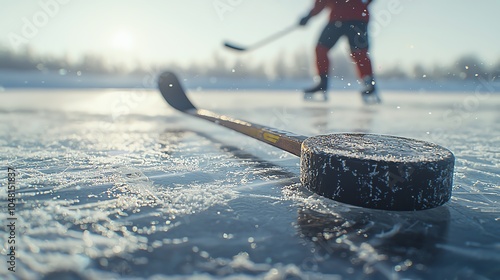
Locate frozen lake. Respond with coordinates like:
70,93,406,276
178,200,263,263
0,87,499,279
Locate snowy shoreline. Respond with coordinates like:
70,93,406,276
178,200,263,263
1,70,499,93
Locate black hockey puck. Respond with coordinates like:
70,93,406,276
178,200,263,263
300,134,454,211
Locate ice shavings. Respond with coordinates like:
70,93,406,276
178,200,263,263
0,111,245,278
0,105,304,278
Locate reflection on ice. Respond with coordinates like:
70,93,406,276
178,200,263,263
296,206,450,278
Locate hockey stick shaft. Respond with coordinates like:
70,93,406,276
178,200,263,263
188,108,305,156
224,24,298,52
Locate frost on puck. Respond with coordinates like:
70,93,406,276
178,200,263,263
300,134,455,211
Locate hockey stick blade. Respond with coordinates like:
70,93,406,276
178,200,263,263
158,71,196,112
223,42,246,52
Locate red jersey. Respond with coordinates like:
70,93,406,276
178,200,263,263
309,0,372,22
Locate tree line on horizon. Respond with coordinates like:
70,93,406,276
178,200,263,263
1,47,499,82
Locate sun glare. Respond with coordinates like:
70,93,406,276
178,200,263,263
110,30,134,51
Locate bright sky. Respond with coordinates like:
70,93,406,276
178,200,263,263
1,0,499,71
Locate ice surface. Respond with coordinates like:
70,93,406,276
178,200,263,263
0,89,499,279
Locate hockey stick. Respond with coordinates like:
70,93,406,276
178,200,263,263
158,71,305,155
224,24,298,52
158,71,455,211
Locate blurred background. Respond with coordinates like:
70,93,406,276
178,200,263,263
1,0,499,89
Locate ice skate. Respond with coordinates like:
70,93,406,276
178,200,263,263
361,76,381,104
304,75,328,101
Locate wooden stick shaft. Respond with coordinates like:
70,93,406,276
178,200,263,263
187,109,306,156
